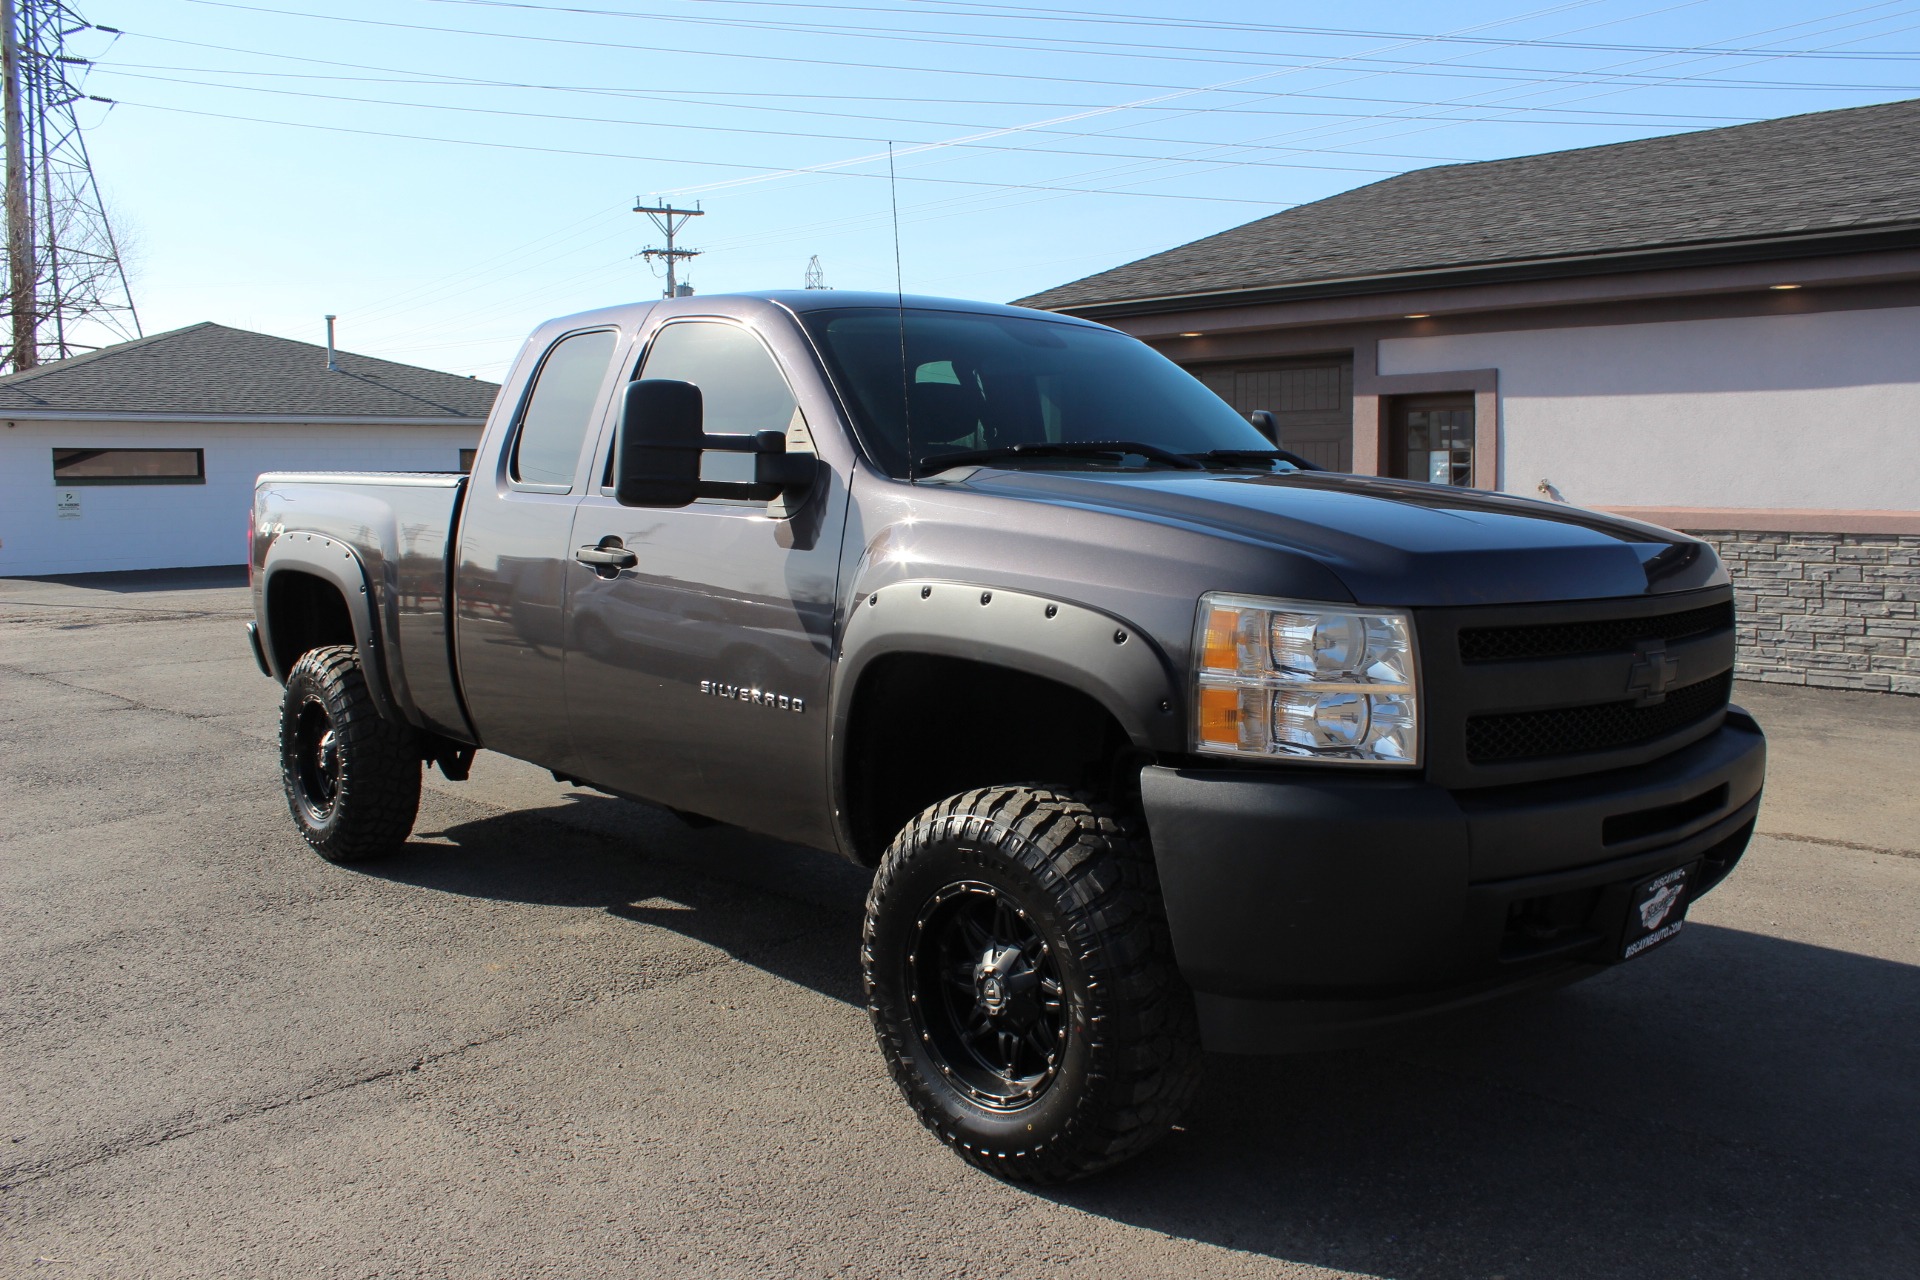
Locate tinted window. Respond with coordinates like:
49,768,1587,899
639,321,799,436
801,309,1272,478
52,448,204,484
511,329,617,487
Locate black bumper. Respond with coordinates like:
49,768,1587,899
1141,711,1765,1053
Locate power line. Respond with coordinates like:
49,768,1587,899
102,33,1769,126
99,48,1765,133
1045,3,1920,218
100,97,1289,204
91,68,1485,175
423,0,1920,75
947,1,1920,222
429,0,1920,59
166,0,1920,93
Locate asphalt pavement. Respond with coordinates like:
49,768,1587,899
2,568,1915,1280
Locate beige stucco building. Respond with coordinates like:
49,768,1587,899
1021,98,1920,693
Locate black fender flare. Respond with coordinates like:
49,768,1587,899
258,531,405,726
828,578,1186,852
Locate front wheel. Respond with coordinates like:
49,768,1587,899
279,644,421,863
862,786,1201,1183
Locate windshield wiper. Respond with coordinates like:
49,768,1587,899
917,440,1206,476
1185,447,1320,472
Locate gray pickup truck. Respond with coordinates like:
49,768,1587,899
248,291,1765,1183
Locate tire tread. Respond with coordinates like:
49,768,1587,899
279,644,420,862
864,785,1201,1183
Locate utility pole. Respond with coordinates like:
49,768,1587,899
804,254,827,290
3,0,35,371
633,198,702,298
0,0,139,373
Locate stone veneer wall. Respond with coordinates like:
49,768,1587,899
1690,530,1920,695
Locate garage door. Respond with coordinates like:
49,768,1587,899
1189,356,1353,471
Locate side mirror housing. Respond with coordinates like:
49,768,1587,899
1249,409,1280,445
614,379,703,508
613,379,818,512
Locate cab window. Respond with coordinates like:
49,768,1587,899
639,321,802,435
616,321,810,491
511,328,618,489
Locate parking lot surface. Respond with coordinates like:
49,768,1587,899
2,568,1916,1280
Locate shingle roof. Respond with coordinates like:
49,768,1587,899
1017,96,1920,313
0,322,499,419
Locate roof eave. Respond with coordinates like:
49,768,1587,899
1036,221,1920,319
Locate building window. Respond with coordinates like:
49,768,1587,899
51,448,205,485
1388,396,1474,487
459,448,477,472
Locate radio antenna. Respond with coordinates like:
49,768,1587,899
889,142,913,483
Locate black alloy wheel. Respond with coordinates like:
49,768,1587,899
289,695,343,825
909,880,1069,1110
864,786,1202,1183
278,644,422,863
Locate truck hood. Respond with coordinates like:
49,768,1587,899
949,468,1724,607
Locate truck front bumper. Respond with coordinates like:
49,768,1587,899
1141,710,1765,1053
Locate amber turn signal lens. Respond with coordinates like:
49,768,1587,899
1196,685,1245,747
1201,608,1241,673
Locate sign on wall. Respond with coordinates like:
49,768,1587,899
55,489,82,519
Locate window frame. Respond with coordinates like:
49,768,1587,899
592,315,810,506
1388,393,1476,488
505,325,624,495
50,447,206,486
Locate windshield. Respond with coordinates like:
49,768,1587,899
800,308,1274,478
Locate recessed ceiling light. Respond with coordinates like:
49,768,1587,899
1770,283,1802,291
1178,331,1204,337
1403,313,1431,319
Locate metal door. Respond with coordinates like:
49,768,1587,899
1190,356,1353,470
562,318,849,849
453,326,624,770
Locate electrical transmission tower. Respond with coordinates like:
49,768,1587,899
633,198,702,298
804,255,827,290
2,0,139,373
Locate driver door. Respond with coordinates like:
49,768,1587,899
562,317,849,848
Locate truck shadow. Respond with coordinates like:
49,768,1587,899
373,797,1918,1279
1057,930,1920,1279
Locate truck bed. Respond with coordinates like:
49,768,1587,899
253,471,473,743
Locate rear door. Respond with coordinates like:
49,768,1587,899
453,325,626,770
563,315,849,849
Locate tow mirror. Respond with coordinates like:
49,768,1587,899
1249,409,1280,445
614,378,703,508
613,378,817,512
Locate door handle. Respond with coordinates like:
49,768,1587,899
575,542,637,569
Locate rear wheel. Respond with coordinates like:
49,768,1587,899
863,786,1201,1183
279,645,421,862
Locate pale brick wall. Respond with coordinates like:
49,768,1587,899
1692,531,1920,695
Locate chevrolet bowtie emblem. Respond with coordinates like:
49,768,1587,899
1626,639,1679,706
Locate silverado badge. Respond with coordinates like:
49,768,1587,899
700,680,804,713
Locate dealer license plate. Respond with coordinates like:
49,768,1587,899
1620,863,1697,960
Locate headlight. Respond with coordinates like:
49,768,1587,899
1192,593,1420,766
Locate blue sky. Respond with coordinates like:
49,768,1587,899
66,0,1920,379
